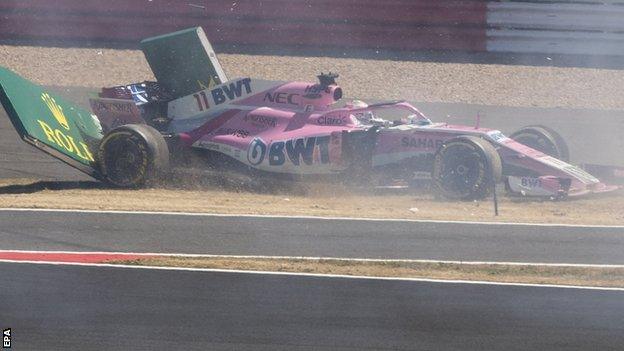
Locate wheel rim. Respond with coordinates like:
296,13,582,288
102,133,149,186
436,143,487,198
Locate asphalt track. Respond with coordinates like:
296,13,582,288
2,261,624,350
1,209,623,264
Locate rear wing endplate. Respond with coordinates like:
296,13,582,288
0,67,104,179
141,27,228,99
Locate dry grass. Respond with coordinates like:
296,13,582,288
114,256,624,288
1,178,623,225
2,45,624,110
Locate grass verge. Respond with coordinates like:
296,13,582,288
112,256,624,288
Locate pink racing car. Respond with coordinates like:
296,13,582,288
0,27,618,200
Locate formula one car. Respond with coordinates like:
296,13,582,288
0,27,618,200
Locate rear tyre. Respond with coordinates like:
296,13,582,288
432,136,502,200
510,125,569,162
98,124,170,187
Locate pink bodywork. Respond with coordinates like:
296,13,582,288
95,78,618,197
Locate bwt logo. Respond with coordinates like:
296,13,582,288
521,177,541,188
246,136,331,167
3,328,10,349
270,137,330,166
211,78,252,105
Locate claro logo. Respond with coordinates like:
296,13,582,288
317,115,346,126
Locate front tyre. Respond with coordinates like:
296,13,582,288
432,136,502,200
510,125,569,162
98,124,170,187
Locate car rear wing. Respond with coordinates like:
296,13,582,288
0,67,104,178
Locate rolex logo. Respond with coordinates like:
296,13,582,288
41,93,70,130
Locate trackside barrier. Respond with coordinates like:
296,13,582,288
0,0,488,51
487,1,624,56
1,1,623,56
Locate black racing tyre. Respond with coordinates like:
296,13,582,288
432,136,502,200
98,124,170,187
510,125,569,162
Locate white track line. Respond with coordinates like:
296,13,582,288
1,250,623,268
1,207,623,228
1,258,623,292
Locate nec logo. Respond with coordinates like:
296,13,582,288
3,328,10,349
263,92,299,106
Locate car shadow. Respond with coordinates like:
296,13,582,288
0,177,305,196
0,180,108,194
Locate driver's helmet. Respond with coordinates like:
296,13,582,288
354,110,391,127
356,111,376,124
406,114,432,126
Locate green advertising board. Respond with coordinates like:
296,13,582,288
0,67,103,177
141,27,228,99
